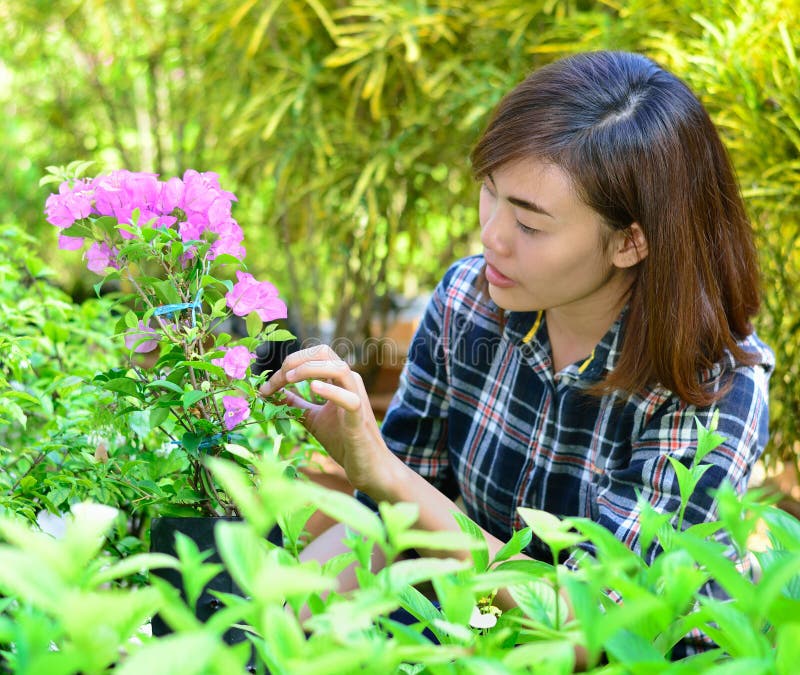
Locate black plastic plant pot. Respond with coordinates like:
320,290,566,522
149,516,250,644
149,516,284,672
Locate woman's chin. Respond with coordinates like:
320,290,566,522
487,286,540,313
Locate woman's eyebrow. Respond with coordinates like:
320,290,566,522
487,173,554,218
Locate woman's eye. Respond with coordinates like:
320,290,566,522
516,221,538,234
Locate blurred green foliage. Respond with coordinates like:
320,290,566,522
1,0,797,461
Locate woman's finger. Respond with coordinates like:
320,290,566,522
309,379,361,412
260,345,344,397
282,388,315,412
283,359,354,388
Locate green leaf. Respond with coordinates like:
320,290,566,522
146,379,185,395
115,631,222,675
93,215,120,238
493,527,532,565
603,629,667,666
263,328,296,342
208,254,242,267
467,567,550,595
431,573,474,627
149,406,171,429
451,510,489,571
207,458,276,534
667,455,695,503
175,361,227,377
214,521,333,603
507,578,566,628
128,410,153,438
89,553,179,586
517,507,585,556
393,528,482,554
173,533,224,611
298,482,385,543
181,432,202,457
379,501,419,539
100,377,142,398
0,548,65,612
246,311,263,338
152,280,182,306
502,640,574,673
182,389,211,409
39,174,64,187
383,557,470,590
776,622,800,675
694,412,726,466
59,222,93,238
124,310,139,328
46,488,71,509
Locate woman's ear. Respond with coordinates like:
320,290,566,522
612,222,648,269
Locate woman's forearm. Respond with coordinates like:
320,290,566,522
366,453,528,571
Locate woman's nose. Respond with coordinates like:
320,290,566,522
480,208,512,255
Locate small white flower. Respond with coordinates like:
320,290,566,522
70,502,118,531
37,509,68,539
469,605,498,630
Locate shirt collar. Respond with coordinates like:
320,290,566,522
505,307,628,380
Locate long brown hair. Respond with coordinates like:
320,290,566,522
470,51,760,406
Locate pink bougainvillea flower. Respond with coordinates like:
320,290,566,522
225,271,287,322
210,236,246,261
45,181,93,228
208,219,246,260
206,196,233,227
124,321,160,353
212,345,255,380
91,170,160,237
58,234,85,250
157,176,185,214
152,214,177,229
85,241,119,274
177,219,205,243
222,395,250,430
121,171,159,211
92,171,131,221
180,170,237,230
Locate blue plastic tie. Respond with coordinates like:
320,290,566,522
153,287,203,326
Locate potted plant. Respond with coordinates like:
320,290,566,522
41,161,301,645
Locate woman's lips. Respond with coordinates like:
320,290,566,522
485,263,516,288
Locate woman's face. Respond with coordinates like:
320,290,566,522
479,158,633,315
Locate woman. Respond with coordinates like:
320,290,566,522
260,51,774,657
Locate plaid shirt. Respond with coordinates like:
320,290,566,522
380,255,774,569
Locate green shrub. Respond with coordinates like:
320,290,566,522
0,417,797,673
0,226,135,519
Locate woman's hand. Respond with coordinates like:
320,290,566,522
259,345,393,494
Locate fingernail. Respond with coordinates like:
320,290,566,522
286,369,296,381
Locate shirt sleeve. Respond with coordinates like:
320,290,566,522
567,361,772,569
378,271,457,499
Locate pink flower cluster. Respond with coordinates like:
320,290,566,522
45,169,246,266
123,321,160,354
46,168,291,440
226,271,287,322
222,396,250,431
212,345,255,379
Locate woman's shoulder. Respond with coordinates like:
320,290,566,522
737,331,775,370
715,332,774,377
698,331,775,394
